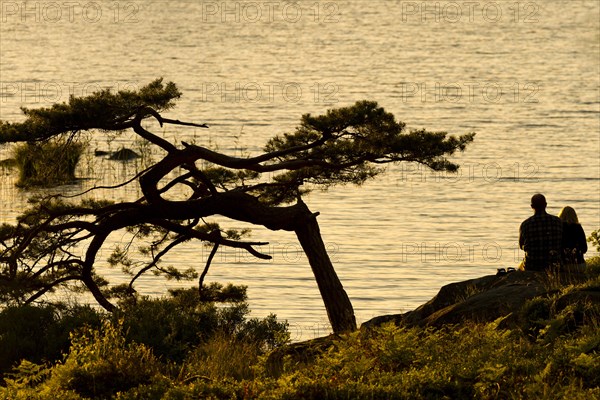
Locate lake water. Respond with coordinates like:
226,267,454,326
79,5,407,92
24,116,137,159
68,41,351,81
1,0,599,340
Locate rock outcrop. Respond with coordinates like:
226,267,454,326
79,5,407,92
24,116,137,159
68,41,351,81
362,269,593,330
267,268,598,374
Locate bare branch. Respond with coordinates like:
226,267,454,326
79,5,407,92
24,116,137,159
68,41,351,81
128,234,190,291
154,219,271,260
23,275,83,305
199,239,220,296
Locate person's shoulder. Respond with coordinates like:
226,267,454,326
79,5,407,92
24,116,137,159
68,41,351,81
548,214,562,227
549,214,561,222
539,212,560,222
520,215,535,226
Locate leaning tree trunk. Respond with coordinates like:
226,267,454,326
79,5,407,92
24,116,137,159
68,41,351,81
294,205,357,333
141,159,358,333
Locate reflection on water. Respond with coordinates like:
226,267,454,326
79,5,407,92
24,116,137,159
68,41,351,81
0,0,599,339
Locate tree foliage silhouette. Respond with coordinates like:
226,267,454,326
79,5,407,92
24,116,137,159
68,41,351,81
0,79,474,332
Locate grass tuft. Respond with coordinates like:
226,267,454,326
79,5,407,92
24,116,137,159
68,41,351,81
12,139,86,187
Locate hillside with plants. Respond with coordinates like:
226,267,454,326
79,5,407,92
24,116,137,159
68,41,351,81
2,248,599,399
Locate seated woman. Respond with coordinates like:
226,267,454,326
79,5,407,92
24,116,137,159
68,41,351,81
558,206,587,268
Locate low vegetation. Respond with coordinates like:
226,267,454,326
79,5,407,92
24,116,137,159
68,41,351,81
1,255,598,399
12,139,86,187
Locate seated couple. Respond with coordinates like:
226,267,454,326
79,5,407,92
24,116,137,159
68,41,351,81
519,193,587,271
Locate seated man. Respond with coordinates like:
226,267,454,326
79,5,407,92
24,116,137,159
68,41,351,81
519,194,563,271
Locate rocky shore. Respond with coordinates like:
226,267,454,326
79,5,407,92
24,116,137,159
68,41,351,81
268,267,599,371
363,269,597,329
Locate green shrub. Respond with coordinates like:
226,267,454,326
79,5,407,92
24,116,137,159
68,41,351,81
182,333,262,381
584,255,600,279
46,319,161,399
115,295,222,362
259,319,600,399
588,230,600,253
115,286,289,363
0,303,103,378
0,305,56,376
235,313,290,352
118,379,250,400
519,296,552,337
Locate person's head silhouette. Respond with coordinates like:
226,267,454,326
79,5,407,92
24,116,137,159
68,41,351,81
558,206,579,224
530,193,547,212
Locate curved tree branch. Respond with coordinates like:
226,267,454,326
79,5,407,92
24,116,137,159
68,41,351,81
128,234,190,291
199,239,220,296
23,275,83,306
